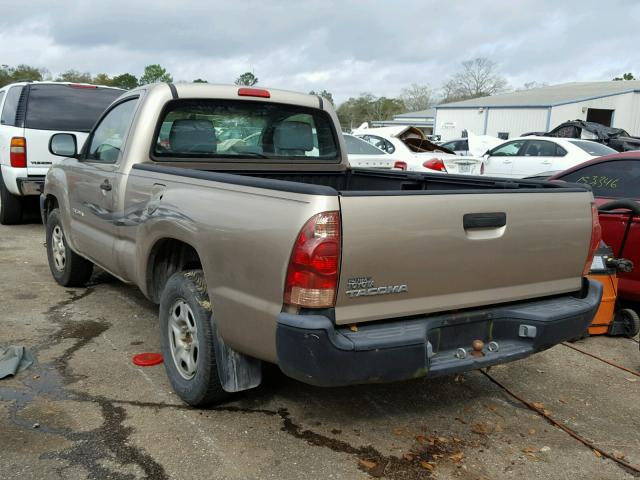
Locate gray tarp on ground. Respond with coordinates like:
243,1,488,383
0,346,34,379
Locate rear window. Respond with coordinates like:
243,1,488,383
344,134,384,155
568,140,617,156
154,99,339,162
559,159,640,198
25,84,123,132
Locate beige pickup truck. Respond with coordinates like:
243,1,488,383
41,83,602,406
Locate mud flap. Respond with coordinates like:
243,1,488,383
211,318,262,392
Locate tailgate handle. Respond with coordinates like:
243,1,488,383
463,212,506,229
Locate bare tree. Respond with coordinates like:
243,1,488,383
440,58,508,103
400,83,434,112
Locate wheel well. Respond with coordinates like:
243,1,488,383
44,195,59,217
146,239,203,303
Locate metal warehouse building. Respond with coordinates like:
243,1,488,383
434,81,640,141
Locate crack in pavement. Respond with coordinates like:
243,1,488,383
1,288,168,480
2,287,474,480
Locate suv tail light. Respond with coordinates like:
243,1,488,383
480,162,485,175
423,158,447,172
393,161,407,170
284,211,341,308
583,203,602,276
10,137,27,168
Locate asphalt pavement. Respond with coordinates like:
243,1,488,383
1,221,639,479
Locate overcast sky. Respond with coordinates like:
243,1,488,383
1,0,639,103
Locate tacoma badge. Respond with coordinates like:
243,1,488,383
346,276,408,298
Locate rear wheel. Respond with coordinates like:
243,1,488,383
46,208,94,286
159,270,228,406
0,172,23,225
614,308,640,338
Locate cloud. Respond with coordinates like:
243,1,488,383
1,0,639,103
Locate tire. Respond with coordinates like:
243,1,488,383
0,172,23,225
46,208,94,287
615,308,640,338
159,270,228,406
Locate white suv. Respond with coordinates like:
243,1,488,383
0,82,123,224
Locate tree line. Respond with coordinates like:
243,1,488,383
3,59,632,130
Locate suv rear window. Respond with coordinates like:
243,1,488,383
567,140,616,156
25,84,123,132
154,99,339,162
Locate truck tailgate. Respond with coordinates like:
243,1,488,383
335,191,593,325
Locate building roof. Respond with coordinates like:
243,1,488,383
436,81,640,109
393,108,435,119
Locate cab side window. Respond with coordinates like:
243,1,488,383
86,99,138,163
522,140,566,157
491,140,525,156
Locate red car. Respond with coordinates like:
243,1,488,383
550,152,640,301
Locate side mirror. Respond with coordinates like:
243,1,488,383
49,133,78,158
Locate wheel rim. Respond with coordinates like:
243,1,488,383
168,299,199,380
51,225,67,272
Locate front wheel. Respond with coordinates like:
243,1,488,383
159,270,228,406
46,209,94,286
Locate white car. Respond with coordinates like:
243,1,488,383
482,136,618,178
0,81,123,224
352,126,484,175
343,133,397,169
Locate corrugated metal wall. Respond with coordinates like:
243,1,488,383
436,92,640,140
485,108,548,138
434,109,485,141
549,92,640,135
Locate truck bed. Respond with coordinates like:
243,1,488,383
133,163,594,325
133,163,578,195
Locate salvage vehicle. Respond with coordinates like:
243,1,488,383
352,125,484,175
482,136,616,178
550,152,640,303
42,83,602,406
0,81,123,224
524,120,640,152
342,134,397,169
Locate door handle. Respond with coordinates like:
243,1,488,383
100,180,112,192
463,212,507,229
502,159,512,164
541,160,552,165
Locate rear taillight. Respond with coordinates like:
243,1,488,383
10,137,26,168
583,203,602,276
423,158,447,172
393,161,407,170
238,88,270,98
284,211,341,308
480,162,485,175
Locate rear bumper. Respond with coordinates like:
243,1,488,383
16,176,45,196
276,279,602,387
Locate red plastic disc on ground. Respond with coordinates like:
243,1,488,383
132,353,163,367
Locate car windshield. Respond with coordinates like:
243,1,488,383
568,140,617,156
559,159,640,198
344,134,385,155
25,84,122,132
154,99,339,161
